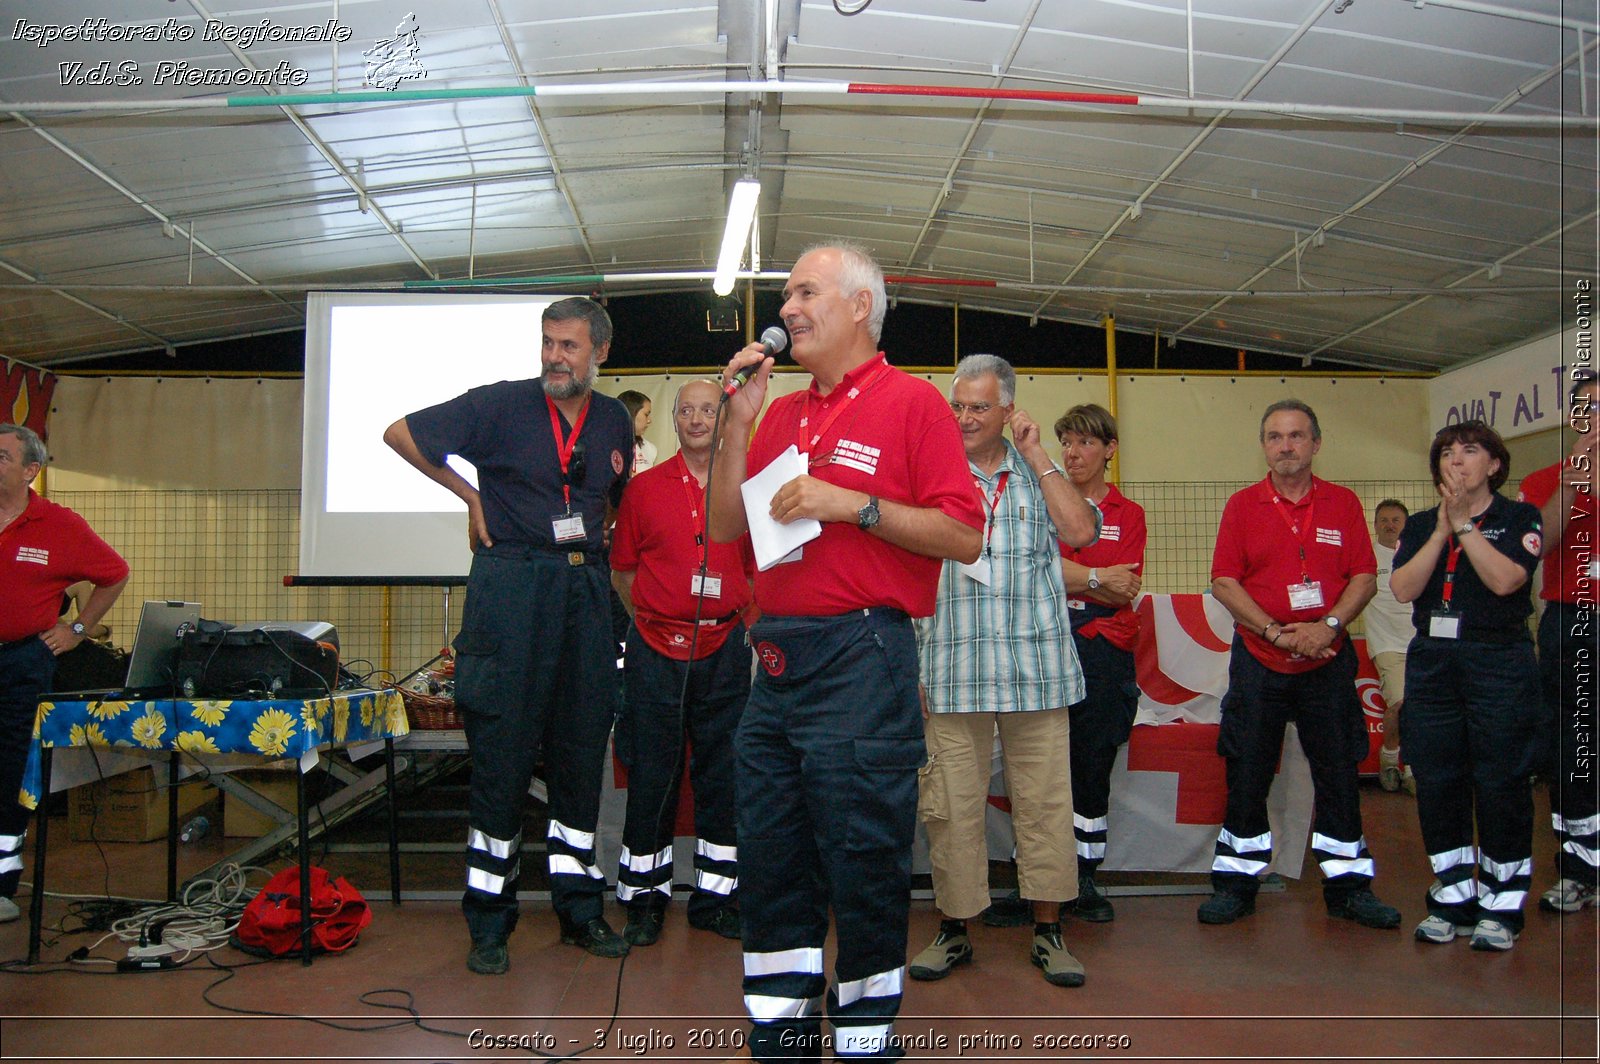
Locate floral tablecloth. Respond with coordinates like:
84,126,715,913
19,688,408,810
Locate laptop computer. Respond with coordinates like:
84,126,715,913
123,600,201,693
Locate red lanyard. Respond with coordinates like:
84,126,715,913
1441,517,1478,608
1270,488,1316,582
545,393,590,512
677,455,707,546
797,363,890,460
979,471,1011,555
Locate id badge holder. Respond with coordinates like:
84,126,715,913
1287,581,1325,611
1428,609,1461,640
958,556,993,586
552,513,586,543
691,571,724,598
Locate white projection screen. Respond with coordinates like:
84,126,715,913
299,291,568,578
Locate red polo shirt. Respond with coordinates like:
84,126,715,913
1060,484,1146,651
1211,475,1375,673
745,353,984,618
1517,461,1598,604
612,452,755,660
1,491,129,643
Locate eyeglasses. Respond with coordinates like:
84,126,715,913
676,404,719,421
949,401,995,417
565,440,587,487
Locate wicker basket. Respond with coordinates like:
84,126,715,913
389,682,463,730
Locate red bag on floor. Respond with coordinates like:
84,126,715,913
234,866,372,956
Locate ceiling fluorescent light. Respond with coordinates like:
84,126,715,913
713,179,761,296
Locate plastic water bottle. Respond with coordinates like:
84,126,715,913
179,815,210,843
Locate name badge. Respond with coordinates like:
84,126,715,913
959,556,993,586
1287,581,1325,611
552,513,586,543
691,572,723,598
1429,610,1461,640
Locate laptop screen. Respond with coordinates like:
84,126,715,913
123,600,201,691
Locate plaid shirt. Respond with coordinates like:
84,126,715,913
916,441,1095,714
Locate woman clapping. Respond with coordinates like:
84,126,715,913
1389,421,1543,952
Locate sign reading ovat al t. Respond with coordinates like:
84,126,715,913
1428,331,1572,442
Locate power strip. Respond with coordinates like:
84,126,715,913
127,943,178,960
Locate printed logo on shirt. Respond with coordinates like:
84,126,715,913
1099,524,1121,542
1314,527,1342,547
755,641,787,677
827,439,881,477
15,546,48,565
1523,531,1542,556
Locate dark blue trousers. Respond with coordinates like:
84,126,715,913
454,544,616,943
1403,636,1540,931
1539,605,1598,888
0,638,55,898
1067,632,1138,875
736,609,922,1063
1211,639,1373,904
617,622,750,919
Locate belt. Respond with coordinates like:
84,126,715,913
480,541,604,567
0,635,41,653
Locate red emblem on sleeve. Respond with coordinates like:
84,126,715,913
612,449,626,475
756,641,786,677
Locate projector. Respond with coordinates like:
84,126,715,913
227,620,339,652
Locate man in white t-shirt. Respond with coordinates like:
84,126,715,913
1366,499,1415,794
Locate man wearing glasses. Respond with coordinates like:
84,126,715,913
384,296,635,974
610,379,756,946
909,354,1100,989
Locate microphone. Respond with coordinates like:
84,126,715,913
723,326,789,399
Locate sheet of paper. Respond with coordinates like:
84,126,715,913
740,444,823,571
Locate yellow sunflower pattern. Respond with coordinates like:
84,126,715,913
332,698,350,743
248,708,297,756
132,710,167,749
68,722,109,747
300,698,331,738
191,701,231,727
87,700,131,721
175,730,221,754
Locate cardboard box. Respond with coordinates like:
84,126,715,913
223,767,303,837
68,767,214,843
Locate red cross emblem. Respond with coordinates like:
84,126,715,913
756,641,786,677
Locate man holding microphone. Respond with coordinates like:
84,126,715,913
708,243,984,1062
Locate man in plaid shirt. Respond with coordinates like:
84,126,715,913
909,354,1101,989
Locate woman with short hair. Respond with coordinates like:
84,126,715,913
1389,420,1543,951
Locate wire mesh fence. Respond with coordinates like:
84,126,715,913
53,479,1441,677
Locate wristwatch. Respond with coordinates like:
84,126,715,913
1455,520,1475,537
1323,615,1342,632
857,495,881,531
1087,568,1101,590
69,621,86,637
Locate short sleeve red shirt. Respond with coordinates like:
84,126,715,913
1,491,129,643
1517,461,1597,604
611,452,755,660
745,354,985,618
1211,476,1376,673
1060,484,1147,651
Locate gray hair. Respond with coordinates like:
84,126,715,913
1259,398,1321,442
0,423,46,466
803,241,887,342
953,353,1016,406
543,296,613,349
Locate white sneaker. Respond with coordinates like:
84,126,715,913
1539,878,1597,914
1468,918,1517,952
0,896,18,923
1378,747,1402,792
1413,914,1458,944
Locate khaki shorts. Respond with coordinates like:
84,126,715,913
1372,650,1406,710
